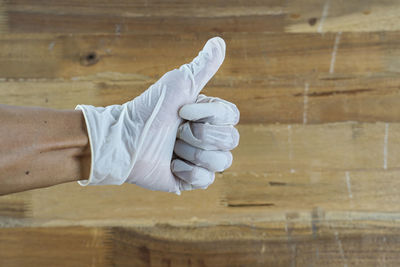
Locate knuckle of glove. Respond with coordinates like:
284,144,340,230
196,94,240,125
229,103,240,125
171,159,214,189
196,150,233,172
191,166,214,188
178,122,240,151
174,139,233,172
198,171,215,190
231,126,240,150
215,100,240,126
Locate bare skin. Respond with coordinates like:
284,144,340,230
0,104,91,195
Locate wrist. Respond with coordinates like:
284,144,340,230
71,110,91,181
44,109,91,183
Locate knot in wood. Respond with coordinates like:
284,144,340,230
80,51,99,66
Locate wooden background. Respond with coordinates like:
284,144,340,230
1,0,400,266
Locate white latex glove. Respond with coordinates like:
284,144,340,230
75,37,240,195
172,93,239,192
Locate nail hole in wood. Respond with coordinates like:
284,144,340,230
308,17,317,26
80,52,99,66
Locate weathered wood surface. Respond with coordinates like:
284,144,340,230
1,32,400,124
1,224,400,266
2,0,400,33
0,227,110,267
1,0,400,266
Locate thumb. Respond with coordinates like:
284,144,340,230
179,37,226,96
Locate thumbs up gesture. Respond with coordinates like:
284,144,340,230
75,37,239,195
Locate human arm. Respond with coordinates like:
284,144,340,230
76,37,239,195
0,105,90,195
0,37,239,196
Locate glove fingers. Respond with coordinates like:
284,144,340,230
177,122,239,151
171,159,215,189
177,178,193,192
174,139,233,172
179,95,240,126
179,37,226,96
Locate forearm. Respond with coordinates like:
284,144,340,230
0,104,91,195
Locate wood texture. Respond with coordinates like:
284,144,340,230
1,32,400,124
3,0,400,33
1,224,400,266
1,0,400,266
0,227,111,267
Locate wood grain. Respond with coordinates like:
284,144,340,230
233,123,400,173
6,0,284,33
108,224,400,266
2,120,400,223
0,0,7,33
0,0,400,265
223,170,400,211
1,224,400,266
0,227,111,267
0,32,387,78
1,32,400,124
286,0,400,32
3,0,400,33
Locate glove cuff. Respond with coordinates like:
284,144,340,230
76,104,95,186
75,103,139,186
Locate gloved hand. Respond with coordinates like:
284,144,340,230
75,37,240,195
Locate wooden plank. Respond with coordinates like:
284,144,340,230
4,171,400,225
1,123,400,224
1,122,400,261
0,1,399,265
0,0,7,33
0,32,387,78
6,0,285,33
286,0,400,33
109,224,400,266
232,123,400,173
0,191,31,222
7,0,283,17
2,0,400,33
1,224,400,266
223,170,400,212
2,76,400,124
7,13,285,35
0,197,29,218
1,32,400,123
0,227,111,267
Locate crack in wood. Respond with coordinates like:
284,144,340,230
293,88,373,97
319,76,356,81
227,203,275,207
269,181,287,186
